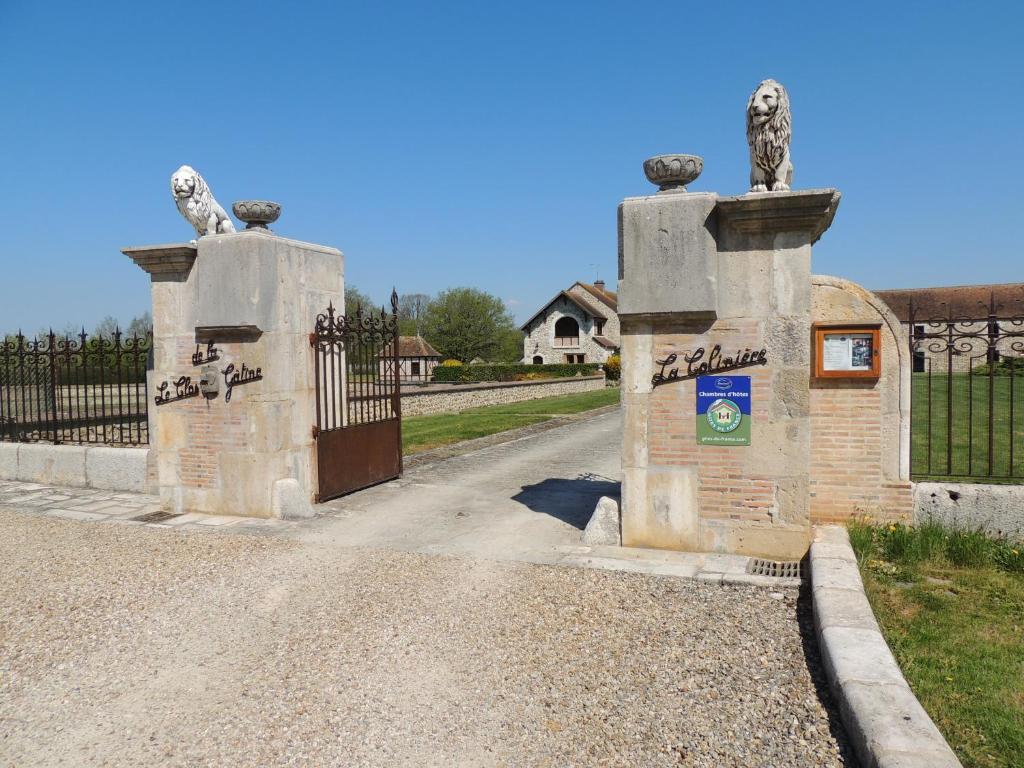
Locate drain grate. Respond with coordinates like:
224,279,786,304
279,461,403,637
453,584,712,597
131,510,183,524
747,558,803,579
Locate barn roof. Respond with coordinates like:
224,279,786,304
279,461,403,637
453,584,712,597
519,291,607,331
874,283,1024,322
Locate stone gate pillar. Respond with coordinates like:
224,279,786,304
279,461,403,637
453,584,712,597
618,188,840,558
124,228,343,518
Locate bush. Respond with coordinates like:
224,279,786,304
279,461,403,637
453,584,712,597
972,356,1024,376
603,354,621,381
441,359,463,367
432,362,601,384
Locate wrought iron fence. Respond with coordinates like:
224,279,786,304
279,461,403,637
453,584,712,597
909,294,1024,481
0,330,151,445
312,294,401,430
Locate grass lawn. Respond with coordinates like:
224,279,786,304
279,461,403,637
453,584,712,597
848,521,1024,768
912,372,1024,482
402,387,620,455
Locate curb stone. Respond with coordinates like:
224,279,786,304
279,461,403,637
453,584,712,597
810,525,962,768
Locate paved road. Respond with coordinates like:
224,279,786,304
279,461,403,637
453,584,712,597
314,409,623,560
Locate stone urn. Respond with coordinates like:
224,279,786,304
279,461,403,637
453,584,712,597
232,200,281,230
642,154,703,193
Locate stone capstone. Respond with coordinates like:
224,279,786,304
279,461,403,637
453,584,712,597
617,192,718,318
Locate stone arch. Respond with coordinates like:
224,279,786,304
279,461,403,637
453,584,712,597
811,275,913,518
532,355,543,365
554,316,580,339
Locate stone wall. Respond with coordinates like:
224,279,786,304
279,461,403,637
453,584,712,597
914,481,1024,538
400,375,606,417
523,295,615,364
810,276,913,524
0,442,150,492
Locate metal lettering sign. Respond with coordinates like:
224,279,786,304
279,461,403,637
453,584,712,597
696,375,751,446
652,345,767,387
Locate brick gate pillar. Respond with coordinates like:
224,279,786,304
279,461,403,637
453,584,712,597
124,229,343,518
618,189,840,558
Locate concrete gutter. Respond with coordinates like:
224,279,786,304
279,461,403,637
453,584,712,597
810,526,962,768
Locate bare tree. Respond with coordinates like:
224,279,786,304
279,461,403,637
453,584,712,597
92,315,120,340
398,293,431,336
127,312,152,338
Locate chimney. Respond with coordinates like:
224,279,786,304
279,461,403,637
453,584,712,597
594,279,606,291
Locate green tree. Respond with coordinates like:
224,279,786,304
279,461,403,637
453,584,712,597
344,284,377,314
397,292,431,336
421,288,517,363
494,327,526,363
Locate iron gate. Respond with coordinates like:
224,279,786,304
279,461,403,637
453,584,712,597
311,291,402,501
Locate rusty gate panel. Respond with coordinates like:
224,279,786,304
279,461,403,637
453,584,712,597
311,291,402,502
315,419,401,499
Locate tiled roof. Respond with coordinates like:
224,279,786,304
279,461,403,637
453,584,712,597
577,282,618,311
874,284,1024,322
520,291,607,331
396,336,442,358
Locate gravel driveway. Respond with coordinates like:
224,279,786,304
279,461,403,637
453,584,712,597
0,510,852,767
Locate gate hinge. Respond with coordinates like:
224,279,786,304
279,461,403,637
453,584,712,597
311,425,320,438
308,332,317,347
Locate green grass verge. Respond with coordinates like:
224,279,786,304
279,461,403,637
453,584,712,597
912,372,1024,483
848,520,1024,768
402,387,620,455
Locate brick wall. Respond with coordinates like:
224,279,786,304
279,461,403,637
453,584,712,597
810,277,913,524
645,319,784,526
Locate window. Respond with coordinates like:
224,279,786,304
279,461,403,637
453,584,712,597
565,353,585,364
410,361,421,376
913,351,925,373
553,316,580,348
595,320,605,336
532,355,543,365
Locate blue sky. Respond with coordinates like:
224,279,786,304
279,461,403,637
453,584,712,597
0,0,1020,334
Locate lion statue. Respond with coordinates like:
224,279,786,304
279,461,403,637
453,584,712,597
170,165,236,237
746,79,793,193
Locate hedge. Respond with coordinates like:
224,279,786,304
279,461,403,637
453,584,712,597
432,362,602,383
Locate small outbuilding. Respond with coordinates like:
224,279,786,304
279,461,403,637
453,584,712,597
384,336,442,383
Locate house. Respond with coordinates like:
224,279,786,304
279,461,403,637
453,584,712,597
383,336,442,382
874,283,1024,372
520,280,620,364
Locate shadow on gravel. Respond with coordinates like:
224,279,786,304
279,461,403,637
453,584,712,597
796,578,858,765
512,474,620,529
